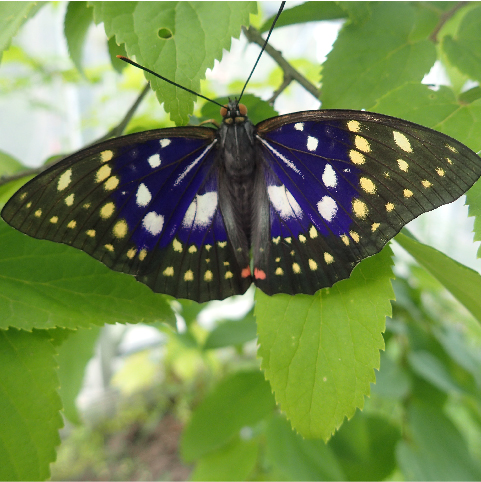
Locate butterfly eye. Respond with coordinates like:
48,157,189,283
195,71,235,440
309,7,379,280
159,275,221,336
238,104,248,116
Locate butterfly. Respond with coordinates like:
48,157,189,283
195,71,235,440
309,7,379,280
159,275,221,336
2,98,481,302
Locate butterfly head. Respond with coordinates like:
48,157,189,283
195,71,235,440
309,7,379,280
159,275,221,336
220,99,248,125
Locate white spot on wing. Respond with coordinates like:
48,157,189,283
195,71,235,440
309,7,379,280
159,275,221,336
142,211,164,235
268,185,302,220
136,183,152,207
317,196,337,222
160,139,171,148
148,154,161,168
182,192,218,229
307,136,318,151
257,136,303,177
322,164,337,188
294,123,304,131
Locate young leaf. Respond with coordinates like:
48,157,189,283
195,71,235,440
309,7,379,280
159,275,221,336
64,1,93,74
256,247,394,440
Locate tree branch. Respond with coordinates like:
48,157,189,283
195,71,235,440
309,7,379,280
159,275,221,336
429,1,469,43
242,26,321,101
0,83,151,188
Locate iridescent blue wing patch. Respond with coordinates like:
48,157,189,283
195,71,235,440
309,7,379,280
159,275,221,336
2,128,251,302
253,110,481,295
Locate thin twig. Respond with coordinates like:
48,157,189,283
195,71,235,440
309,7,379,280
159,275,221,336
429,1,469,43
0,83,151,188
267,74,293,104
242,25,321,101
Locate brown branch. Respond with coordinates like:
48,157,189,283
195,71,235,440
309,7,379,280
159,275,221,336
0,83,151,188
430,1,469,43
267,74,293,104
242,26,321,101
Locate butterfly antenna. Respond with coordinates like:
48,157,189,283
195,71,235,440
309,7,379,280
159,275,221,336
238,1,286,103
117,55,225,108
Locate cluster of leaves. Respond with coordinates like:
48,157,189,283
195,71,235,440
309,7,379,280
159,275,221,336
1,1,481,480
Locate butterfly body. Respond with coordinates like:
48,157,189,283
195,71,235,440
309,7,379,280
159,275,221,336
3,106,481,302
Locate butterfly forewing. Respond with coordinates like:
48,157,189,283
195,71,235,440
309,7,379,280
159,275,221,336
2,127,251,302
254,110,481,295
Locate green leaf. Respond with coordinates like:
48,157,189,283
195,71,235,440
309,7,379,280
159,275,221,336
0,2,44,63
373,83,481,152
0,150,24,176
321,3,436,110
91,2,257,125
338,2,372,25
204,311,257,350
467,179,481,258
442,5,481,84
0,221,174,330
181,370,276,462
56,326,101,424
396,232,481,324
330,413,401,481
370,351,411,399
256,246,394,440
396,402,481,480
64,1,93,74
107,36,127,73
191,437,259,481
259,2,346,32
265,414,346,481
0,329,63,480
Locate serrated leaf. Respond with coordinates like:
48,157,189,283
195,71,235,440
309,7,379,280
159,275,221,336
0,328,63,480
181,370,276,462
91,2,257,125
396,402,481,480
107,36,127,73
0,221,174,330
396,232,481,324
56,326,101,424
442,5,481,84
321,3,436,110
265,414,346,481
191,437,259,481
256,247,394,440
0,2,44,63
259,2,346,32
339,1,372,25
64,1,93,74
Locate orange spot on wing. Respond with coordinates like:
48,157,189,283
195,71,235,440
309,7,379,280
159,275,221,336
254,268,266,280
241,267,251,278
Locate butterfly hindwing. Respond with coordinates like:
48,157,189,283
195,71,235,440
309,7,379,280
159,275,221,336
254,110,481,295
2,127,251,302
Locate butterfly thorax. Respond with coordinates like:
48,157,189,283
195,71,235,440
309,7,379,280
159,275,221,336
216,101,258,246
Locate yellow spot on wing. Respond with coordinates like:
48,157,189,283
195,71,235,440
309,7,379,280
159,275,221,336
403,189,413,198
275,257,280,262
360,177,376,194
57,169,72,191
393,131,412,152
350,231,360,243
205,244,212,251
386,202,394,212
446,158,453,165
96,164,111,183
446,144,457,153
188,245,197,253
285,237,292,244
67,220,76,229
225,271,233,279
139,249,147,261
349,149,365,165
163,267,174,276
50,216,58,224
324,253,334,264
105,176,119,191
113,219,128,238
204,270,213,282
353,199,368,218
309,259,318,270
105,244,114,252
127,248,136,259
292,263,301,274
397,159,409,172
101,150,113,162
273,236,281,244
173,239,182,252
347,120,360,132
309,226,318,238
100,202,115,219
65,194,75,206
184,270,194,281
422,180,432,188
35,209,42,217
341,235,349,245
355,136,371,152
275,267,284,275
299,234,306,243
26,202,32,208
218,241,227,248
86,229,95,237
371,223,380,232
436,168,445,176
19,192,27,200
